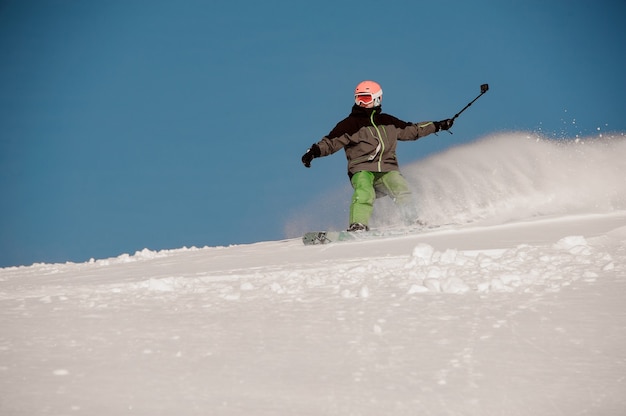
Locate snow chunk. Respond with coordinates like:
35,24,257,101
53,369,70,376
147,278,177,292
359,286,370,298
439,249,459,265
407,284,429,294
406,243,435,267
441,277,470,294
133,248,160,259
402,233,611,295
602,262,615,271
553,236,591,255
423,278,442,292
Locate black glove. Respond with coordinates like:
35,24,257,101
301,144,321,168
434,118,454,132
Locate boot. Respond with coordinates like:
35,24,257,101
347,223,369,232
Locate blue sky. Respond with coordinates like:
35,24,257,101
1,0,625,267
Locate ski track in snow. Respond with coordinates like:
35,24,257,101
1,132,626,416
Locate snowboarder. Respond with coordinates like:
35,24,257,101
301,80,454,232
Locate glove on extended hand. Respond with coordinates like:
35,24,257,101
434,118,454,132
301,144,321,168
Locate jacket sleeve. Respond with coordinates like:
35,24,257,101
315,134,351,156
397,121,438,141
314,117,356,156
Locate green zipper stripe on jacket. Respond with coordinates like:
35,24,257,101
370,111,385,172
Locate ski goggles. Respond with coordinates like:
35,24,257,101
355,93,374,105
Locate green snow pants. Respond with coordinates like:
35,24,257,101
349,170,416,226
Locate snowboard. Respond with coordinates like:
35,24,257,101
302,228,416,245
302,223,457,245
302,230,357,245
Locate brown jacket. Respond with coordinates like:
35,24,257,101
315,105,438,177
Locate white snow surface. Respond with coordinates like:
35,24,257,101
2,133,626,415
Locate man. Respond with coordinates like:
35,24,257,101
301,80,453,231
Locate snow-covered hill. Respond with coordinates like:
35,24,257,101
1,133,625,415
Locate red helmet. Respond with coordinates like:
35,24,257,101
354,80,383,107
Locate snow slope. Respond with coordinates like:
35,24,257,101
1,133,625,416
